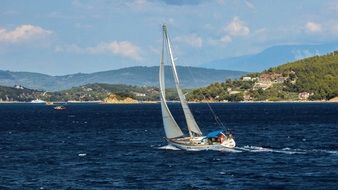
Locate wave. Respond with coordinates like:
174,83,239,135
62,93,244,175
157,144,180,151
235,146,338,155
157,144,337,155
305,149,338,155
235,146,305,154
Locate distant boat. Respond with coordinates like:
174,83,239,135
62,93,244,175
159,25,236,151
54,105,66,110
31,99,45,103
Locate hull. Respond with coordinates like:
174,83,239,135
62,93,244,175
166,136,236,151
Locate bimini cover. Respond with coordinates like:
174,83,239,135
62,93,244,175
206,130,224,138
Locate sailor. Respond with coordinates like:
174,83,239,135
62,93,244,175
208,139,212,145
219,133,225,143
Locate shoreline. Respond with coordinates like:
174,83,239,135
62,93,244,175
0,100,337,104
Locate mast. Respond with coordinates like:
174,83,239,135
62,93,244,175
159,25,184,139
162,25,203,138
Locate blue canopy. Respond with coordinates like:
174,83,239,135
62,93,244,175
206,130,224,138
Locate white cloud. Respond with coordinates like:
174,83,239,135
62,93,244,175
219,35,232,44
0,24,52,43
305,22,322,33
55,41,142,61
174,34,203,48
89,41,142,60
208,35,232,46
224,17,250,36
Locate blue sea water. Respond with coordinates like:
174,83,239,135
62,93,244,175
0,103,337,189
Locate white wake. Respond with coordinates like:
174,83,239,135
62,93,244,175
157,144,180,150
157,144,337,155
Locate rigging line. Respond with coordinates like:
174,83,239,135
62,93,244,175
199,90,225,128
185,63,227,129
205,96,226,128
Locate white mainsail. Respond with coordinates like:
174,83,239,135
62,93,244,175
162,25,203,137
159,29,184,139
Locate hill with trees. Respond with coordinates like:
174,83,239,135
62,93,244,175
188,51,338,102
0,83,184,102
0,85,43,102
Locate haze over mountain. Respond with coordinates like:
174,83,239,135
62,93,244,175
0,66,246,91
202,43,338,72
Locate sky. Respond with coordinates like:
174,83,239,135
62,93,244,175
1,0,338,75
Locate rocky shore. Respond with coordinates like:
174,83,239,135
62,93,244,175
103,94,138,104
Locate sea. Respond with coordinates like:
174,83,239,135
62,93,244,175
0,103,337,189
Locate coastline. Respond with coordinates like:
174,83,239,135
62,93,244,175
1,100,337,104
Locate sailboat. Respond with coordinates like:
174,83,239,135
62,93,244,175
159,24,236,151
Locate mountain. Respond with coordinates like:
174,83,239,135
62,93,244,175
189,50,338,101
202,43,338,72
0,66,246,91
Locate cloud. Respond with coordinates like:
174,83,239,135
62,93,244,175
208,35,232,46
88,41,142,60
174,34,203,48
0,24,52,43
224,17,250,36
55,41,142,61
305,22,322,33
219,35,232,44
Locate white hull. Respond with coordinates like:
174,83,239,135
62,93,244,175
166,136,236,151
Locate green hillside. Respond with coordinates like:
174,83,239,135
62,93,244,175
0,83,183,102
0,85,43,102
188,51,338,101
47,83,158,102
272,51,338,100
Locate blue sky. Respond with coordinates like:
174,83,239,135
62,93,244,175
1,0,338,75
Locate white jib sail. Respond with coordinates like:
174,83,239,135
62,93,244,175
163,25,203,137
159,30,184,139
